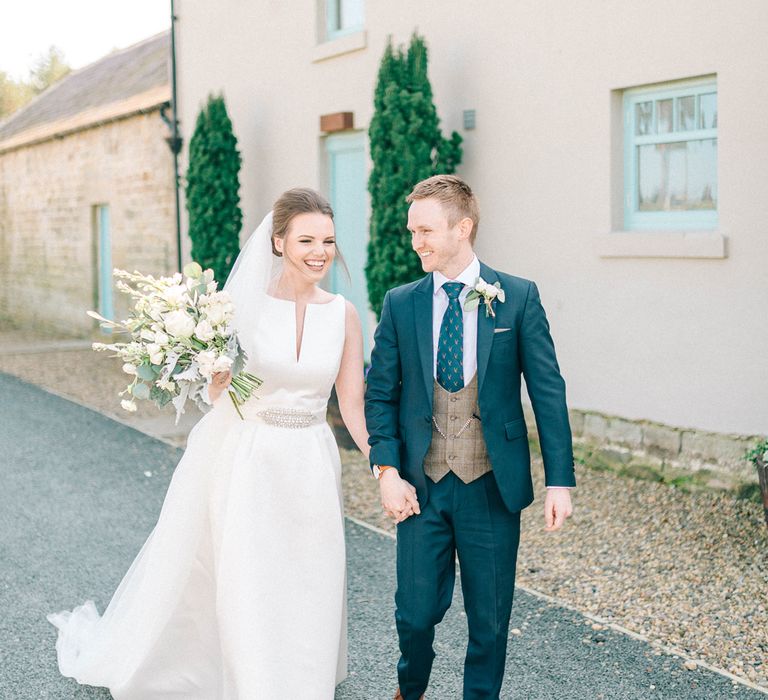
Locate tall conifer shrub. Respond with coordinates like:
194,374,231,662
186,94,243,284
366,33,463,318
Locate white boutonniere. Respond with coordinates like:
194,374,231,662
464,277,505,317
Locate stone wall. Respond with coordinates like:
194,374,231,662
525,406,764,488
0,111,176,336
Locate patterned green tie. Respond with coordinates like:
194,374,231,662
437,282,465,392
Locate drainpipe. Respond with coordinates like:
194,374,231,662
169,0,183,272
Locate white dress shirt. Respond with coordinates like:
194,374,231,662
432,256,570,491
432,256,480,384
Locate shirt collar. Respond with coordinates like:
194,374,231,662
433,255,480,296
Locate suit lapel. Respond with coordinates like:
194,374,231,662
476,262,498,392
413,273,435,408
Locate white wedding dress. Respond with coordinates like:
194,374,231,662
49,293,348,699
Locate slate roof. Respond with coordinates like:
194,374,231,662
0,31,170,147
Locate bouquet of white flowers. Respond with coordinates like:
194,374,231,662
88,262,262,423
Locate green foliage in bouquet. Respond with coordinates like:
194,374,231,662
88,262,261,423
186,94,243,284
366,32,463,318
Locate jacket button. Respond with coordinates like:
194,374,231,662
450,397,458,402
450,415,457,421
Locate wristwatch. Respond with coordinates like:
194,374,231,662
372,464,394,480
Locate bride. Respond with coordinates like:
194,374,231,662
48,188,370,698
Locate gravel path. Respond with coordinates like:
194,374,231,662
1,329,766,693
341,448,768,690
2,372,766,699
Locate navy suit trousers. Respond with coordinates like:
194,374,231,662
394,472,521,700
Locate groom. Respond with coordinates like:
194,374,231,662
364,175,575,700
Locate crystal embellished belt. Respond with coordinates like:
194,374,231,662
254,408,318,429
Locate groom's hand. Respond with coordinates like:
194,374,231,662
379,469,421,523
544,488,573,532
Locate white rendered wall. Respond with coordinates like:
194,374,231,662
176,0,768,436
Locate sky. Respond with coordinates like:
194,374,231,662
0,1,171,81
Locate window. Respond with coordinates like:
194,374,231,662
623,78,717,230
325,0,364,40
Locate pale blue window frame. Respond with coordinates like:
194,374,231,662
325,0,364,40
623,78,718,231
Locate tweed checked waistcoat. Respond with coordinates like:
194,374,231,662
423,374,492,483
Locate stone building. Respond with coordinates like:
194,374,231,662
173,1,767,479
0,31,176,336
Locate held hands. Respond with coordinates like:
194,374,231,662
208,371,233,404
379,469,421,524
544,488,573,532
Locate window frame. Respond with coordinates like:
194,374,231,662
623,77,718,231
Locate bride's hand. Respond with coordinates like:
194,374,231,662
209,371,232,403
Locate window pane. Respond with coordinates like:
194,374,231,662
637,139,717,212
635,101,654,135
677,95,695,131
340,0,364,30
656,99,673,133
699,92,717,129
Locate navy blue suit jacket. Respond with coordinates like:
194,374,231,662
364,262,576,513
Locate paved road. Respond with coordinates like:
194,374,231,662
1,372,764,699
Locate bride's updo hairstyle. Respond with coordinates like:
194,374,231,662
270,187,348,275
271,188,333,257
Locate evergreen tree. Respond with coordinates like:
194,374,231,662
0,46,70,119
0,71,34,119
366,32,463,318
185,94,243,285
29,46,70,95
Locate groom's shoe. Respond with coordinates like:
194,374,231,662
394,689,424,700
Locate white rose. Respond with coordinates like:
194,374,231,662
485,286,499,299
163,309,196,338
140,328,155,341
194,319,215,342
122,363,137,375
153,331,169,347
196,350,217,380
163,284,189,306
121,399,138,412
204,303,226,326
212,355,233,374
475,280,489,294
146,343,164,365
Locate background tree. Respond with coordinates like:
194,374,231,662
29,46,70,95
0,46,70,119
0,72,34,119
185,94,243,284
365,32,463,318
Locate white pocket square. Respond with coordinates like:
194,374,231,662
494,328,511,333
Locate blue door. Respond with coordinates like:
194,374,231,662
326,132,370,359
96,204,114,330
